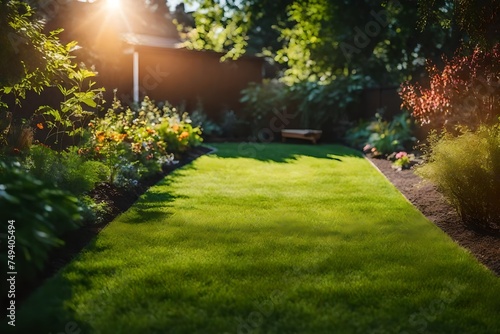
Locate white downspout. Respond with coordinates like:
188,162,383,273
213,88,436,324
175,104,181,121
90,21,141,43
133,50,139,104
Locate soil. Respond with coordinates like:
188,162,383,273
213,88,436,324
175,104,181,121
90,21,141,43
368,156,500,276
16,146,214,306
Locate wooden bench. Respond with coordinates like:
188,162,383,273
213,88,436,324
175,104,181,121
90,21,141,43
281,129,323,144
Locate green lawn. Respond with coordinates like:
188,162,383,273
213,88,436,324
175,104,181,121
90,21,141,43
13,143,500,333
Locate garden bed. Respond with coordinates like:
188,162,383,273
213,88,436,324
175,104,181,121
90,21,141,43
368,156,500,276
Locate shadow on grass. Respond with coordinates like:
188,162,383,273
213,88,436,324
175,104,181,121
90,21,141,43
210,142,363,163
12,219,355,334
123,169,194,224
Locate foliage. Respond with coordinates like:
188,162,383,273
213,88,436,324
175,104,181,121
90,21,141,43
0,0,105,153
417,122,500,232
79,195,112,225
0,0,74,100
220,109,245,137
83,96,168,185
0,161,81,273
417,0,500,49
391,151,415,170
1,123,33,155
400,44,500,131
83,96,201,187
190,108,222,137
345,111,416,156
181,0,458,86
177,0,251,60
36,66,105,149
155,108,203,155
26,144,110,196
289,75,368,129
240,79,289,132
183,0,463,133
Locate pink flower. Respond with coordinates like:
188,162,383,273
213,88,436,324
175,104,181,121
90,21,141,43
363,144,372,152
396,151,408,159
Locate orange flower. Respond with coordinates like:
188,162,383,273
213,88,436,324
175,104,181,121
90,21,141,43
96,131,106,143
179,131,189,140
172,124,179,132
36,123,44,130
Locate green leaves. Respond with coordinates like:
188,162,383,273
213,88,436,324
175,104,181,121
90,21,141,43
0,161,81,273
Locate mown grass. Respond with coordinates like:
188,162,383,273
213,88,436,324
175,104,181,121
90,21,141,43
12,143,500,334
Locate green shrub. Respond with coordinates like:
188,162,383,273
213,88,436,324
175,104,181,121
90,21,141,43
26,144,110,195
345,111,416,155
0,161,81,274
417,123,500,232
190,110,222,137
289,76,366,129
79,195,111,225
240,79,289,132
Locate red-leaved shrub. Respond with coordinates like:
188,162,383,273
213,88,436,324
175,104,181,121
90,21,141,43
400,44,500,131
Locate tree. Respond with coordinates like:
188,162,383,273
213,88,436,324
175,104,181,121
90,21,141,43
400,44,500,130
417,0,500,49
0,0,103,150
0,0,72,97
180,0,461,85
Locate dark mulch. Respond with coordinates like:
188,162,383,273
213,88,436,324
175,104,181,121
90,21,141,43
368,156,500,276
17,146,213,306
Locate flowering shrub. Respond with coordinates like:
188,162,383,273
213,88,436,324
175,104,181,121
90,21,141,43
392,151,414,170
156,109,203,156
400,44,500,131
83,97,166,184
82,96,202,187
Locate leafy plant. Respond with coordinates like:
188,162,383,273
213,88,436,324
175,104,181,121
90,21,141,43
0,161,81,274
417,122,500,232
190,109,222,137
36,67,105,149
345,111,416,156
400,44,500,131
26,144,110,195
83,96,201,187
220,109,245,137
240,79,289,132
156,111,203,155
0,1,98,151
79,195,112,225
391,151,415,170
290,75,367,129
